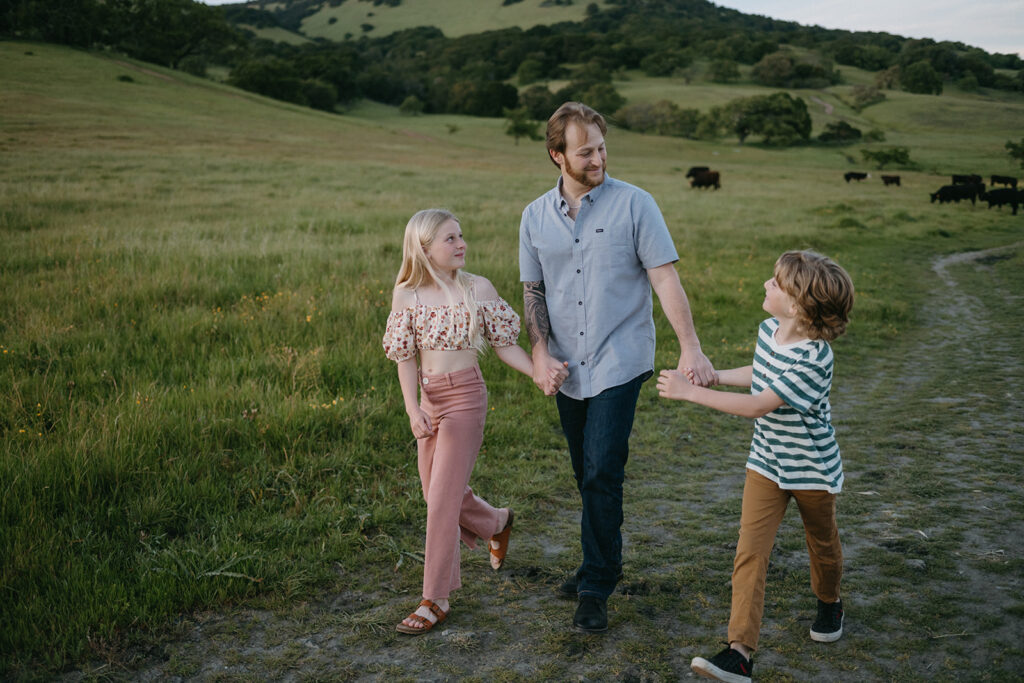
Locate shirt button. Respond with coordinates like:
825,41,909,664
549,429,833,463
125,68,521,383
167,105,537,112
578,301,583,305
422,377,430,385
575,238,579,243
580,361,586,366
576,269,581,274
579,331,584,335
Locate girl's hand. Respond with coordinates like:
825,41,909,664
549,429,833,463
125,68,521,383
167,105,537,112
657,369,696,401
549,361,569,392
407,407,434,439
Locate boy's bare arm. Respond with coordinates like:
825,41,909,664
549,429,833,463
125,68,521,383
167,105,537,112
701,365,753,388
657,369,784,419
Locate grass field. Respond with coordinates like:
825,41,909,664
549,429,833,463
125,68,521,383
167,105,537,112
299,0,612,41
1,40,1022,679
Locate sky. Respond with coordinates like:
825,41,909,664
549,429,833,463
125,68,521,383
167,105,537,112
713,0,1024,57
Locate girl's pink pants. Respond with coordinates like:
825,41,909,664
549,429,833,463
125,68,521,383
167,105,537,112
417,365,505,600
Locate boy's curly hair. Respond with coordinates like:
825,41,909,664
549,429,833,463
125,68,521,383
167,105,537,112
774,251,854,341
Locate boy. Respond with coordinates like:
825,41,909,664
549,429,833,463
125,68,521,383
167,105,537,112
657,250,854,682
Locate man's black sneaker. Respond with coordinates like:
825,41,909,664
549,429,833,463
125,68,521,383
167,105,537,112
572,595,608,633
691,646,753,683
810,598,844,643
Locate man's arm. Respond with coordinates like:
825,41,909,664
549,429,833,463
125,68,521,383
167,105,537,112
646,263,716,386
523,280,567,396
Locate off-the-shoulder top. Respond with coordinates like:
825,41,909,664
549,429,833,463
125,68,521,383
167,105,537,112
382,294,521,363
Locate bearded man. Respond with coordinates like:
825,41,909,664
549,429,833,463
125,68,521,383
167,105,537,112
519,101,715,633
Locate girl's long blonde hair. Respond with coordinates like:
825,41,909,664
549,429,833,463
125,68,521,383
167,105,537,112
394,209,485,350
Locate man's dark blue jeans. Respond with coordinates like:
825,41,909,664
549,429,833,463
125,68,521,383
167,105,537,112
555,371,650,600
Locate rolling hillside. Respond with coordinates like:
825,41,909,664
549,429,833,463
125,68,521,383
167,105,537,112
2,39,1023,677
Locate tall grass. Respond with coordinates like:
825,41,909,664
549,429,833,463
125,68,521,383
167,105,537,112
1,40,1021,675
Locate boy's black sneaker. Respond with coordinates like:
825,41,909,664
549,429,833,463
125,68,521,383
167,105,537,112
810,598,844,642
691,645,753,683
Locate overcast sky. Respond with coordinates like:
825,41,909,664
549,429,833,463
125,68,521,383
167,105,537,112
714,0,1024,57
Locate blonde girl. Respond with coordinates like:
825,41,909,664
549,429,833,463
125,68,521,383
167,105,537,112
383,209,566,634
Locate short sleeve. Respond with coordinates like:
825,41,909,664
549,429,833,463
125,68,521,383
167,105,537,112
632,190,679,269
768,344,832,414
519,206,544,283
382,308,416,362
479,298,520,348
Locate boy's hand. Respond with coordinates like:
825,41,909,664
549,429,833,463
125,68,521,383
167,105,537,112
657,369,696,401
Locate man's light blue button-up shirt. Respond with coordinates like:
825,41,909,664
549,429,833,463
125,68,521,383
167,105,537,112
519,175,679,400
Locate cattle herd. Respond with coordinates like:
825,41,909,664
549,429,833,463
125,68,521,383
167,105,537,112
686,163,1020,215
841,169,1021,215
929,173,1021,215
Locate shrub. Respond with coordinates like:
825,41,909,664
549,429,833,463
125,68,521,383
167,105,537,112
302,79,338,112
640,49,692,77
616,100,702,138
902,61,943,95
819,121,862,144
519,85,559,121
850,85,885,111
709,59,740,83
399,95,424,116
862,146,911,169
715,92,811,146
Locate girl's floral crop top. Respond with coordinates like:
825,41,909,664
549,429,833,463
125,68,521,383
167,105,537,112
382,297,521,362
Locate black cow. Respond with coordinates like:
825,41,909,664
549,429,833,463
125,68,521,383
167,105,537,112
685,166,710,178
690,170,720,189
980,188,1020,215
930,183,985,205
881,175,901,186
844,172,868,182
991,174,1018,188
952,174,982,184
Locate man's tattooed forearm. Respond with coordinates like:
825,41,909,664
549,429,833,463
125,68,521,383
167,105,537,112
523,281,551,348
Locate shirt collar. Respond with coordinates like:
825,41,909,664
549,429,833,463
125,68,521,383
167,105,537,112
554,175,610,211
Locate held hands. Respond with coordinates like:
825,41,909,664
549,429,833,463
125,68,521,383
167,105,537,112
679,348,716,387
407,406,434,439
533,356,569,397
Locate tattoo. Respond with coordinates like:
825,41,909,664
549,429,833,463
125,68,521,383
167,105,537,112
523,281,551,348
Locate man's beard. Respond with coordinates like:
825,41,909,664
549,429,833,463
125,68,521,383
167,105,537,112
566,160,606,188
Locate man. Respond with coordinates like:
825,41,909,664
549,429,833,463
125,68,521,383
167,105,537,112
519,101,715,633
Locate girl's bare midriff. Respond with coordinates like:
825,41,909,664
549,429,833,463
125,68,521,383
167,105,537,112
418,348,479,377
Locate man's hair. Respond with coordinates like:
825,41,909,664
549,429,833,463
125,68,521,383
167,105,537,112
546,101,607,168
774,250,854,342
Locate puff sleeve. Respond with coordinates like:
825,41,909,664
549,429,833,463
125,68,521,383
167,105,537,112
382,308,417,362
479,298,521,348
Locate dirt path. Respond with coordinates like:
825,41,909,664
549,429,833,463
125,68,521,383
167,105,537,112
63,245,1024,681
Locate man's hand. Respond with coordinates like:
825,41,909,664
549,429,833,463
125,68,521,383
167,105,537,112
533,351,569,396
679,347,716,387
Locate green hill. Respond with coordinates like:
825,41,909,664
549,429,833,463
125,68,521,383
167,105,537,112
2,40,1022,677
300,0,610,41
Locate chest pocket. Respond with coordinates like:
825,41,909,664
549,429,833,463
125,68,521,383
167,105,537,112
582,225,637,271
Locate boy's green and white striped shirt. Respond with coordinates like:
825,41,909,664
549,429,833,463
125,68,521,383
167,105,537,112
747,317,843,493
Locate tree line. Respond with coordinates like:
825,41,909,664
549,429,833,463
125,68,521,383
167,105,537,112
4,0,1023,138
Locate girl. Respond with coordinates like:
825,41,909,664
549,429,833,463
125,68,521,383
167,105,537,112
382,209,566,634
